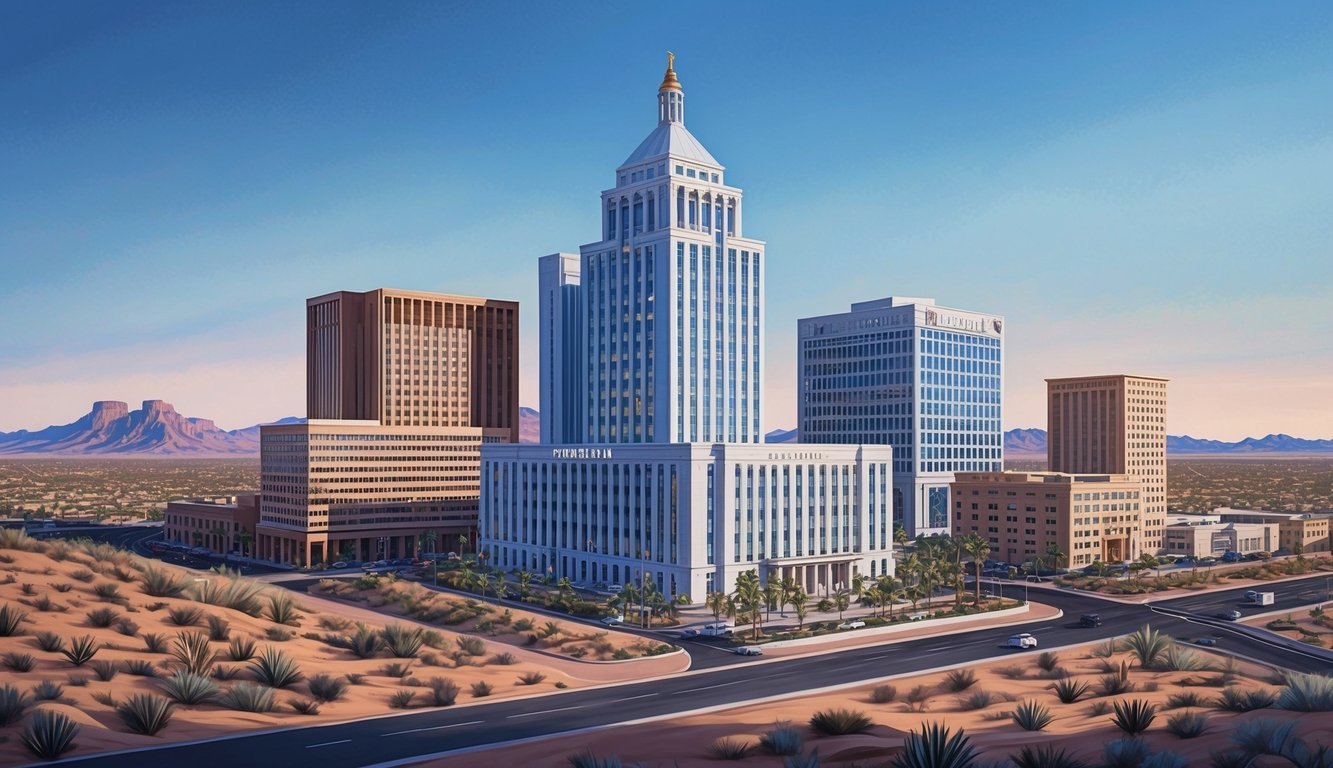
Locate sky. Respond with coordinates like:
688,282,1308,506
2,1,1331,441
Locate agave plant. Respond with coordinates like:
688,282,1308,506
942,668,978,692
1100,738,1149,768
380,623,424,658
306,673,348,703
1110,699,1157,735
138,564,186,598
3,651,36,673
809,708,873,736
158,671,219,705
1122,625,1169,669
1009,744,1088,768
1215,687,1276,713
227,636,257,662
218,682,276,712
250,647,303,688
707,737,750,760
1160,643,1210,672
34,631,64,652
1165,710,1208,739
344,625,382,659
1012,700,1054,731
116,693,174,735
191,569,263,615
1051,677,1089,704
264,592,299,626
1276,671,1333,712
759,720,803,756
0,683,32,726
891,722,978,768
60,634,100,666
169,631,215,676
20,708,79,760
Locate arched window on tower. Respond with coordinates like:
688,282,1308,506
727,201,736,236
646,193,655,230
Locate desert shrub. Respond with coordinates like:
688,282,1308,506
513,618,534,632
3,652,36,673
169,631,214,676
264,626,293,642
153,668,218,705
995,664,1026,679
1091,638,1119,658
341,625,383,659
29,594,63,612
943,668,978,692
113,616,140,637
21,708,79,760
0,603,29,637
1160,644,1209,672
1012,700,1053,731
70,569,95,583
1051,677,1089,704
1089,700,1111,716
470,681,493,698
457,636,487,656
142,632,168,653
307,673,348,703
35,631,64,652
421,629,448,649
211,664,242,680
905,684,932,705
206,615,231,641
871,684,898,703
894,722,977,768
318,615,352,632
518,671,546,686
1276,671,1333,711
91,660,119,682
1215,687,1276,712
61,634,99,666
425,677,459,706
289,698,320,715
226,636,256,662
345,672,365,685
91,691,116,707
250,647,303,688
1165,691,1205,709
67,674,88,687
389,689,415,709
381,624,424,658
379,661,413,678
218,682,275,712
1100,738,1149,768
1099,667,1134,696
708,737,750,760
190,569,263,615
959,690,994,711
1110,699,1156,735
759,721,803,756
0,528,38,551
1164,710,1208,738
92,582,123,602
138,564,186,598
20,583,36,596
166,606,203,627
1139,753,1188,768
0,684,31,727
1036,651,1061,672
492,652,517,666
1204,656,1241,687
123,659,159,677
51,583,72,593
86,607,119,628
567,750,628,768
31,679,65,702
1009,744,1089,768
809,707,873,735
263,592,299,626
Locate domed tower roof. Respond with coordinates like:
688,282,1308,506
619,53,721,170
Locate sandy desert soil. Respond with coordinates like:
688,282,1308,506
0,533,683,764
436,639,1333,767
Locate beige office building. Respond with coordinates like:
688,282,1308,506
257,288,519,566
951,471,1143,568
1164,513,1279,558
1048,374,1168,554
1213,508,1331,554
164,494,260,556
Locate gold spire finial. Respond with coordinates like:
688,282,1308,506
659,51,681,91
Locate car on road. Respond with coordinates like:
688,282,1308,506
329,561,350,569
1215,610,1243,621
1007,633,1038,649
837,620,867,630
733,646,763,656
607,584,624,594
1195,637,1218,646
1080,613,1103,627
1243,590,1259,602
601,615,625,626
679,628,700,638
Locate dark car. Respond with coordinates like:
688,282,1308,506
1215,610,1242,621
1080,613,1103,627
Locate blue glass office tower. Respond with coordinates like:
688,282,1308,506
797,297,1004,537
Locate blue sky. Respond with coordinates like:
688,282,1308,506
2,1,1331,440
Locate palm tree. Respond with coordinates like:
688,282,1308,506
556,577,574,608
1138,553,1160,580
780,577,799,617
458,534,469,560
517,570,533,597
789,586,809,630
963,534,992,605
705,591,729,622
875,574,903,619
731,569,765,641
833,589,851,621
762,580,781,623
1044,542,1068,575
424,530,437,555
237,528,253,558
893,525,909,548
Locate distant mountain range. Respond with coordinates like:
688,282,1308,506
766,427,1333,455
0,401,300,456
5,404,1329,456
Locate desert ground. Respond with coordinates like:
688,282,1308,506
446,636,1333,767
0,530,684,763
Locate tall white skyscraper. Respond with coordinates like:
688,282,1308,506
798,297,1004,538
541,55,766,444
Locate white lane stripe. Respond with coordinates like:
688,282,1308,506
676,680,740,694
611,693,658,703
306,739,352,748
507,705,583,719
381,720,482,737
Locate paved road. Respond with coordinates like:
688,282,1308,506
54,575,1333,768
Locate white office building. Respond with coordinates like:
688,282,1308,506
482,58,894,600
798,297,1004,538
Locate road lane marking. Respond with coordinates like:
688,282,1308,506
382,720,482,737
676,680,741,694
611,693,658,703
306,739,351,748
507,706,582,719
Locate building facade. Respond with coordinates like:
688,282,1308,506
798,297,1004,537
1164,514,1279,558
1213,508,1331,554
259,287,519,567
539,253,583,444
540,57,765,445
1047,375,1168,554
164,494,259,555
482,443,894,600
950,471,1142,568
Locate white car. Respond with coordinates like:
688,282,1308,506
733,646,763,656
601,615,625,626
837,620,867,630
1007,633,1038,649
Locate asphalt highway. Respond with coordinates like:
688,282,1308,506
52,574,1333,768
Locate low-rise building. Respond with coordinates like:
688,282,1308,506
1163,513,1279,557
950,471,1143,568
164,494,259,555
1213,507,1330,553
